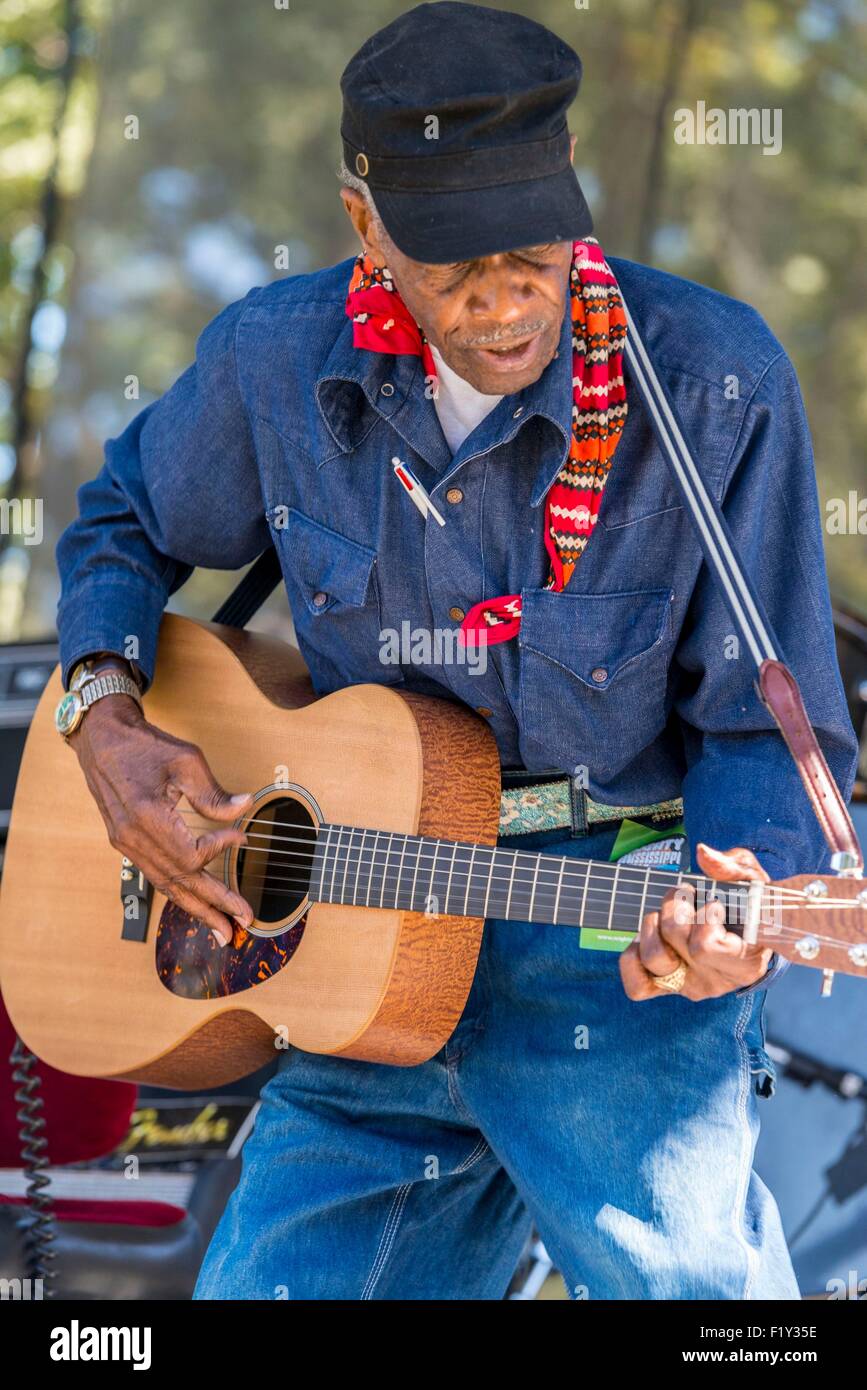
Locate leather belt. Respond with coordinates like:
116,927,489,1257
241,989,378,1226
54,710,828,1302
498,769,683,838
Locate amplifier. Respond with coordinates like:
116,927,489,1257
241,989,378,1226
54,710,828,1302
0,639,58,836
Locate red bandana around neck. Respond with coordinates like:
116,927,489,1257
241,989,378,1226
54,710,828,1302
345,237,628,645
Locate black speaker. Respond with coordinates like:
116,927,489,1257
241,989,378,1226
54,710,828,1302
0,639,58,839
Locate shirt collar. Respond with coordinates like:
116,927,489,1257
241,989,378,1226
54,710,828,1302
316,314,452,470
315,292,573,498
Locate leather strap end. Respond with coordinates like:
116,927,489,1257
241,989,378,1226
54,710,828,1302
757,659,862,870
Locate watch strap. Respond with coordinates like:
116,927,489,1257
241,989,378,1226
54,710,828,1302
70,654,140,692
79,670,143,710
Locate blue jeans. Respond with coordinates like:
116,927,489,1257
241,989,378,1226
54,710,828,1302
194,823,799,1300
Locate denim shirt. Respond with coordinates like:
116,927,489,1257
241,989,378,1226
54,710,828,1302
56,254,859,990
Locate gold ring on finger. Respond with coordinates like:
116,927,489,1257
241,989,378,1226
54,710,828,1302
651,962,688,993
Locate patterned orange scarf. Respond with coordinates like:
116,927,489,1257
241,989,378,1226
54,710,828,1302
346,237,628,644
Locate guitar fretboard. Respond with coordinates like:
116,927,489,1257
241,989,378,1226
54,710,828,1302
310,825,720,933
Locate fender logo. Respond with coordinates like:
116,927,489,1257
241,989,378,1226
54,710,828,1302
119,1103,231,1150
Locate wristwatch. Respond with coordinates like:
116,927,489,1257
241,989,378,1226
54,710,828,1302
55,658,143,740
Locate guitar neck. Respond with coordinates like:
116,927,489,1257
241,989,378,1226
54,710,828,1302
311,825,718,931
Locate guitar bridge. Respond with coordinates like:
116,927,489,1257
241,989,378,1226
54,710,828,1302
120,857,152,942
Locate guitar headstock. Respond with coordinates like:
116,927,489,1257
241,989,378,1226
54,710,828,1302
753,874,867,982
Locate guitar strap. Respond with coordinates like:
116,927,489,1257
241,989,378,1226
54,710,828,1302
214,299,862,871
620,296,862,871
211,544,283,630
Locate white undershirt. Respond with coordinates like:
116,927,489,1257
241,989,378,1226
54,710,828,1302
429,344,504,454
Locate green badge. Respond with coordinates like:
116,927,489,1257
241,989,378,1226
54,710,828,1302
610,817,687,870
578,927,636,953
577,818,687,953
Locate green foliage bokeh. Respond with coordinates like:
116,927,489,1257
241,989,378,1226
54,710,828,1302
2,0,865,635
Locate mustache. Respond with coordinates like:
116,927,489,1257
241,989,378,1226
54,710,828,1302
456,319,549,348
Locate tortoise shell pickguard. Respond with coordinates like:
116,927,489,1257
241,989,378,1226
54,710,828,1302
156,902,306,1000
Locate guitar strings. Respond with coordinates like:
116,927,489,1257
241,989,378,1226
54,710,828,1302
171,839,861,912
200,850,861,912
168,809,853,907
188,872,867,951
210,853,835,909
224,839,830,902
158,861,861,946
155,828,864,944
170,801,863,907
172,800,823,893
182,857,861,921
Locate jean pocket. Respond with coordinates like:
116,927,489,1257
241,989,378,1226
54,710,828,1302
267,507,403,689
517,586,674,779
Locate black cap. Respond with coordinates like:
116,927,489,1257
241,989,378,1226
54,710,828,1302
340,1,593,264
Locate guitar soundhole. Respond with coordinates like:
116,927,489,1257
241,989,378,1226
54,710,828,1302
236,794,317,925
155,790,318,1001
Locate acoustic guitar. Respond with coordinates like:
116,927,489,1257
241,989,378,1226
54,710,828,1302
1,614,865,1089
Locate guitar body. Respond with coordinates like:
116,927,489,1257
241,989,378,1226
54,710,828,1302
0,615,501,1087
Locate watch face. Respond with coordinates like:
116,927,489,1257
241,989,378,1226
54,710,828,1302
55,690,83,735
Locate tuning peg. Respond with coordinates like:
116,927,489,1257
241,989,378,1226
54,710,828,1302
803,880,828,899
830,851,863,879
820,969,835,998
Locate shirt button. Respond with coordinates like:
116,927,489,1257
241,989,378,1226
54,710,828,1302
476,706,493,718
380,382,395,397
312,591,329,608
591,666,608,684
513,406,524,418
446,487,464,505
449,606,466,622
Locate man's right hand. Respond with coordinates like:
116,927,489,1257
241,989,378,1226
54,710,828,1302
68,692,255,946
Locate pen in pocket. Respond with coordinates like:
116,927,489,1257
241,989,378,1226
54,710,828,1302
391,457,446,527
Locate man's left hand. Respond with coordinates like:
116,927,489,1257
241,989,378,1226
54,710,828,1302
619,843,773,1001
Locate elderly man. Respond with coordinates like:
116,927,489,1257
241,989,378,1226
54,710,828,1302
56,3,856,1299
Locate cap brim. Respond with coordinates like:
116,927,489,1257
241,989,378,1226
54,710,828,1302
372,164,593,264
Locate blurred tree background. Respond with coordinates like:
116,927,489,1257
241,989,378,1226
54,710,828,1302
1,0,865,643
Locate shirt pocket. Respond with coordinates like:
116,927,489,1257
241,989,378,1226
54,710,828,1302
267,507,402,690
517,587,674,779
